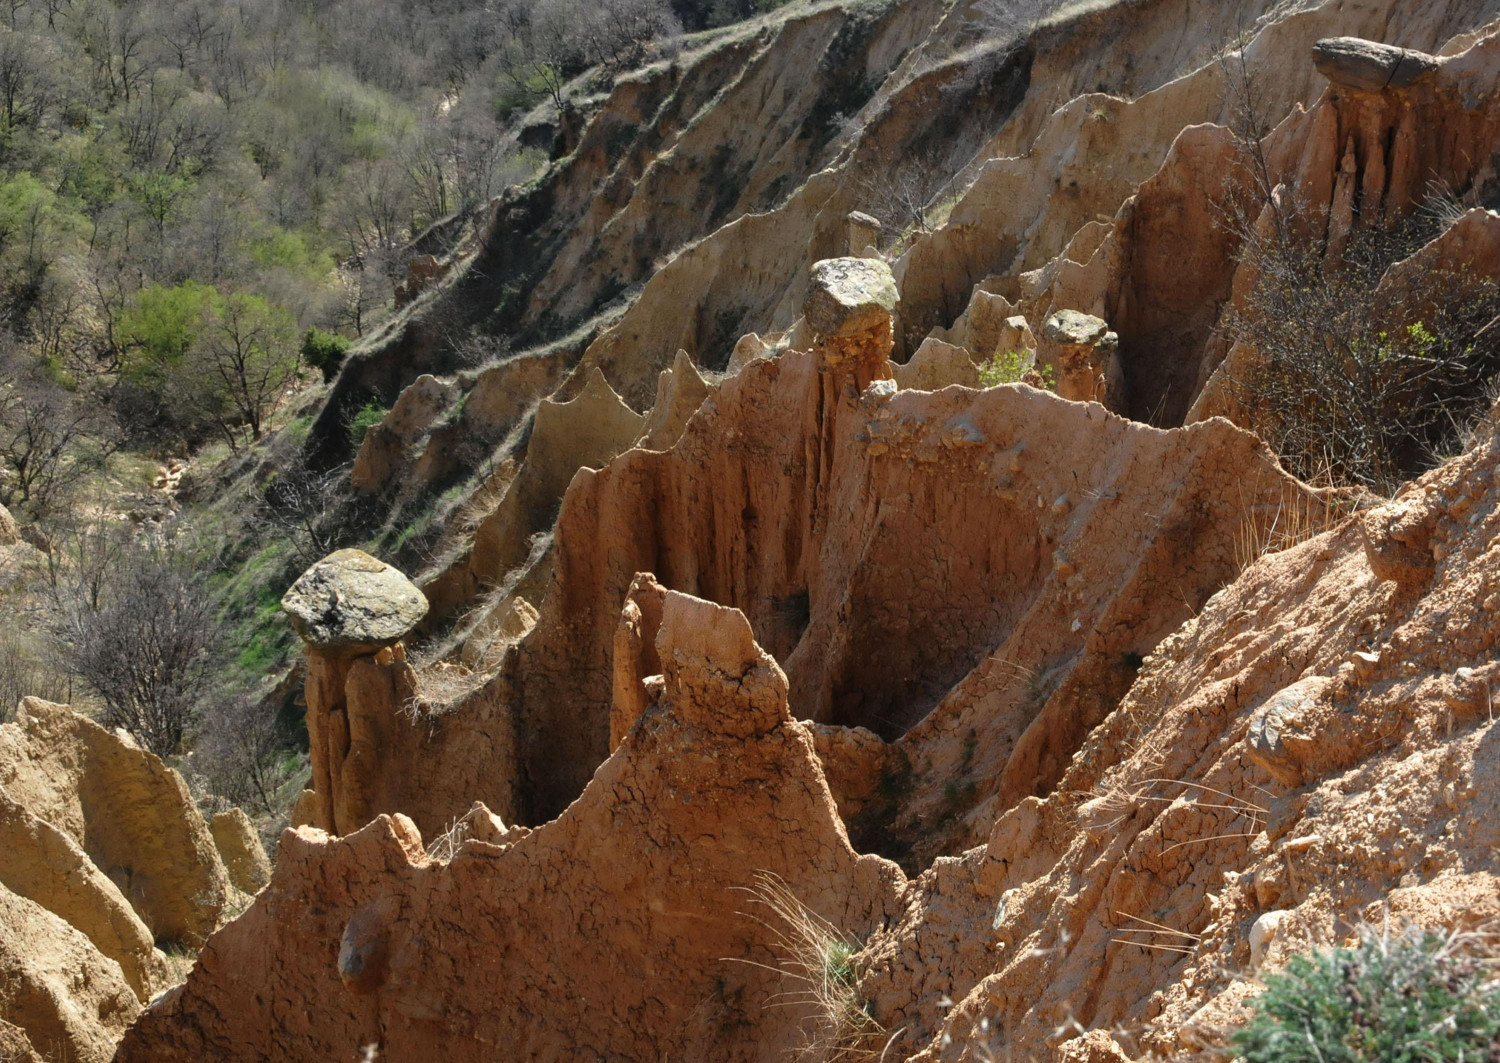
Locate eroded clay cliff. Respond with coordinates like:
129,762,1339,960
118,592,905,1062
105,0,1500,1059
0,698,263,1062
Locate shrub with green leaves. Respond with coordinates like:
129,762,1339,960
979,348,1054,389
301,327,351,382
347,400,388,447
1234,925,1500,1063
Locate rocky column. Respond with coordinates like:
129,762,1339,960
806,257,899,390
610,574,668,753
1038,309,1126,411
281,549,428,836
804,257,900,524
846,210,882,255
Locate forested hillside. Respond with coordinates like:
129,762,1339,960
0,0,775,475
0,0,776,825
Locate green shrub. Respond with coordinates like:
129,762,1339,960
301,328,351,382
347,401,387,447
979,349,1053,389
1234,925,1500,1062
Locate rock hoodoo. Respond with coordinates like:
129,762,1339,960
1038,309,1124,410
93,1,1500,1059
361,248,1312,857
283,550,428,836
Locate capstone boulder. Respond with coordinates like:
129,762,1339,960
281,549,429,658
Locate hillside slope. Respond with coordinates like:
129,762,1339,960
99,0,1500,1058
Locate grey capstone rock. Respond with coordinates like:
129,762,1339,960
1312,37,1439,93
805,257,899,337
281,548,429,657
1042,310,1112,348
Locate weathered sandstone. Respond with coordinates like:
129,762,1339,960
0,1020,42,1063
892,337,980,390
209,808,271,895
116,591,906,1062
0,785,166,999
0,883,139,1063
350,258,1312,864
420,368,644,630
350,374,456,494
0,698,231,945
854,408,1500,1060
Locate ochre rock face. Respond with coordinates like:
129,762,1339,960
853,411,1500,1060
209,808,271,895
0,1020,43,1063
350,374,455,494
421,367,645,631
105,5,1500,1061
892,337,980,390
0,785,166,1000
115,591,905,1063
307,247,1307,853
298,643,423,837
0,883,140,1063
0,700,257,1057
507,291,1305,845
635,349,713,452
0,698,232,945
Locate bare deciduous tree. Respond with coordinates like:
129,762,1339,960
1219,44,1500,493
253,457,353,566
971,0,1056,41
193,689,286,812
0,345,119,516
856,148,950,249
59,538,224,757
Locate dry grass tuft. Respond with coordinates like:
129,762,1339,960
404,660,487,721
1233,479,1348,575
732,871,893,1061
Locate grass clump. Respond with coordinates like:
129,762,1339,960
1234,924,1500,1062
737,871,886,1059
